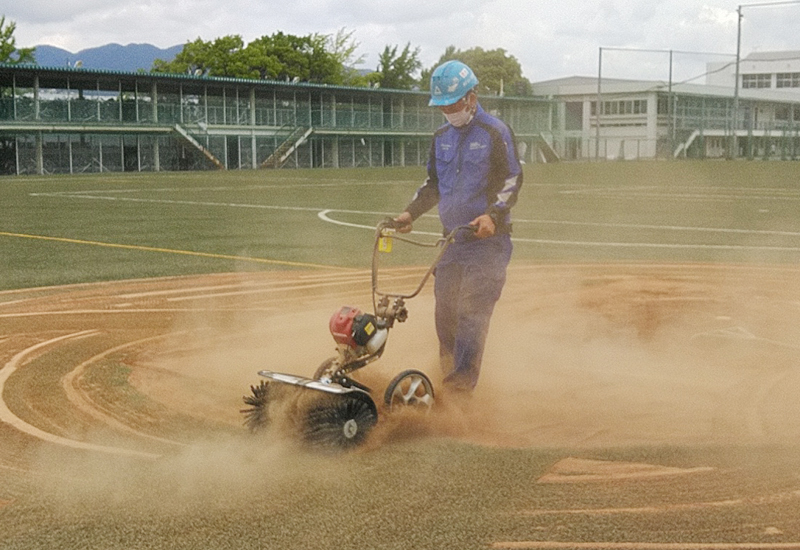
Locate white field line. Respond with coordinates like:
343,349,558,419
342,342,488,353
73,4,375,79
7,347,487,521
0,331,161,459
166,270,425,302
509,238,800,252
518,218,800,238
562,191,800,201
116,272,373,300
33,182,800,197
0,308,279,319
117,281,266,299
317,209,441,236
319,210,800,252
26,188,800,253
560,186,800,201
29,180,418,195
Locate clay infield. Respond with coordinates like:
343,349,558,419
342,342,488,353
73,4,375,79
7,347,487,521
2,262,800,549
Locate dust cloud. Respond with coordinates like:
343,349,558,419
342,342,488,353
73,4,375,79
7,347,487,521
16,263,800,531
133,263,800,453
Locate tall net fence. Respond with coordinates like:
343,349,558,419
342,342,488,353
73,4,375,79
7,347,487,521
563,0,800,163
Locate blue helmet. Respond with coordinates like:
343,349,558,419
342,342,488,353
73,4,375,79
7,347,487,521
429,60,479,107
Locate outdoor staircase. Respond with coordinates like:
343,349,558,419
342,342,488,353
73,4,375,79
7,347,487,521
261,126,313,168
173,124,225,169
674,130,700,158
533,133,560,163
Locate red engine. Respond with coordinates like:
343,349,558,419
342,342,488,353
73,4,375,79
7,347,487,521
329,306,387,354
329,306,362,348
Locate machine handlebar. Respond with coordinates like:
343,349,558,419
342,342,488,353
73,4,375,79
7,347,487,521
371,220,478,310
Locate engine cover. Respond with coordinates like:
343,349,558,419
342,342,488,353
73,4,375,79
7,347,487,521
329,306,384,352
329,306,362,348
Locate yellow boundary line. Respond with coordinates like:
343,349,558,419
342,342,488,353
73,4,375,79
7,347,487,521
0,231,351,271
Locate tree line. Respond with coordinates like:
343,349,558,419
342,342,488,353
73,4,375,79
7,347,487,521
1,17,532,96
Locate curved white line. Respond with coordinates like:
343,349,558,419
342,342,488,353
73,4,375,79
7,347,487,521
316,209,440,237
0,332,161,460
316,209,378,230
30,188,800,245
36,190,800,254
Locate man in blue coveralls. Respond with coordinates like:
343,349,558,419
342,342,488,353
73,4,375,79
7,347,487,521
394,60,523,393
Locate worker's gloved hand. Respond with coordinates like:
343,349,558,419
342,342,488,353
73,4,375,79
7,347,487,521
470,214,496,239
393,212,413,233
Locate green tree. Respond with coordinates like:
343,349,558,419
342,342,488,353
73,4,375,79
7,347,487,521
244,32,343,83
422,46,532,96
152,35,249,77
373,42,422,90
152,31,352,85
327,27,368,86
0,16,35,64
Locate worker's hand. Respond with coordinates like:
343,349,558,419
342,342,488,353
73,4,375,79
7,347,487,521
470,214,496,239
394,211,413,233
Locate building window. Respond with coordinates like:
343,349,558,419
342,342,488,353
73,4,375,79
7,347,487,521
776,72,800,88
590,99,647,117
742,74,772,89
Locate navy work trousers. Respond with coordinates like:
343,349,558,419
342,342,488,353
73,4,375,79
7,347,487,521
433,237,510,391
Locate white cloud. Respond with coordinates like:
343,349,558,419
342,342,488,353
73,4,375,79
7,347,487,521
6,0,800,82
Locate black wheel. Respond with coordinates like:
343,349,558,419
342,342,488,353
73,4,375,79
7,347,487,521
241,380,272,432
313,357,338,380
383,369,435,412
302,391,378,450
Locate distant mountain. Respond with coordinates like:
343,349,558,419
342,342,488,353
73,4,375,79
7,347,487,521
32,43,183,73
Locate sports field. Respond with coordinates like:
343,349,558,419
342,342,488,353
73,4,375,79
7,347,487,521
2,160,800,291
2,160,800,549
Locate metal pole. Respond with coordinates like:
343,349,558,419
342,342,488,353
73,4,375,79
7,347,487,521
732,4,743,159
668,50,674,158
596,47,602,161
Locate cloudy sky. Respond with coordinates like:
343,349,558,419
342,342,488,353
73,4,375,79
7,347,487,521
5,0,800,82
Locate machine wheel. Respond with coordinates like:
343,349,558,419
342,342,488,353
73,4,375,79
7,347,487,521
302,391,378,450
313,357,337,380
383,369,435,412
241,380,272,432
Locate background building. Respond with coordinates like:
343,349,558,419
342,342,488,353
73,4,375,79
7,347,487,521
0,64,554,175
534,64,800,162
707,50,800,90
3,50,800,175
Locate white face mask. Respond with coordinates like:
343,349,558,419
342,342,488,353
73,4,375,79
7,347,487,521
444,107,474,128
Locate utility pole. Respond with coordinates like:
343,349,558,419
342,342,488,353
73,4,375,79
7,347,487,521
732,5,743,159
596,47,602,161
732,1,800,159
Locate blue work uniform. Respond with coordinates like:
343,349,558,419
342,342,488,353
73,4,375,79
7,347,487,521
404,103,522,391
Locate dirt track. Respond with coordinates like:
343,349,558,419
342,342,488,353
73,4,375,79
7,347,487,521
3,263,800,549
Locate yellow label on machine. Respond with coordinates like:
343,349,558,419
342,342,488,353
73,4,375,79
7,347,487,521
378,236,393,253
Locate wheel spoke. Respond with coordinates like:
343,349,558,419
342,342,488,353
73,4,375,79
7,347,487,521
384,369,435,412
404,378,423,401
415,393,433,406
